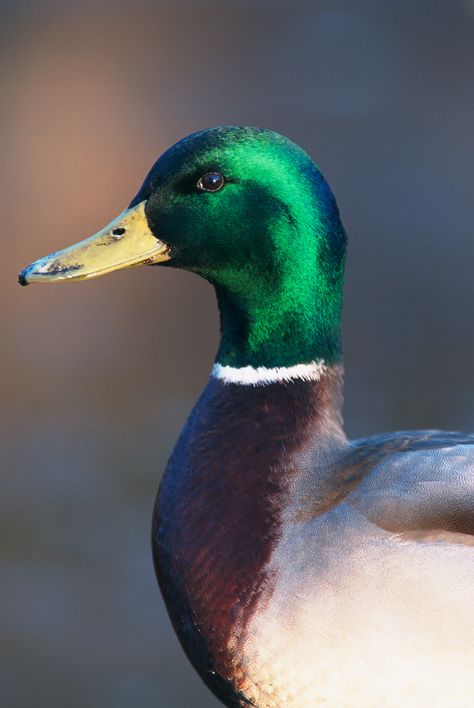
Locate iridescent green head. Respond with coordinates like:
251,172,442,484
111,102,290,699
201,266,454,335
19,127,347,368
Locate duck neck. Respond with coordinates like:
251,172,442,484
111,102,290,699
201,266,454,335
214,275,343,373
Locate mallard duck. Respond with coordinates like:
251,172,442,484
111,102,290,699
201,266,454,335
19,126,474,708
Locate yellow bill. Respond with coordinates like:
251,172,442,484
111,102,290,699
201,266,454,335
18,201,170,286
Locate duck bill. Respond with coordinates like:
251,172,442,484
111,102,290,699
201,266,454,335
18,201,170,286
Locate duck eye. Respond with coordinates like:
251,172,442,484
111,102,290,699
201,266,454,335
197,172,225,193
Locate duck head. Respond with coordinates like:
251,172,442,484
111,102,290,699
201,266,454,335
19,126,346,368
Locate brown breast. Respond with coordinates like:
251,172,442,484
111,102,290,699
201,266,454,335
152,370,343,705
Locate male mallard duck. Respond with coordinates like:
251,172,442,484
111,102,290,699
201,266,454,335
19,127,474,708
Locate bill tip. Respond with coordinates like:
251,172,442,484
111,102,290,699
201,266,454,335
18,269,29,286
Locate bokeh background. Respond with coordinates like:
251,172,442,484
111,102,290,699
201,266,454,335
2,1,473,706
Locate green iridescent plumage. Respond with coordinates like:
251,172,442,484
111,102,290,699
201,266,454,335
132,126,347,367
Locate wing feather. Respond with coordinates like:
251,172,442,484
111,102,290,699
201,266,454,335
343,430,474,538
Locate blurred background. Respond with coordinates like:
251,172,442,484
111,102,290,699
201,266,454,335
1,0,473,706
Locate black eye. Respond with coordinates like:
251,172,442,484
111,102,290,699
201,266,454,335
197,172,225,192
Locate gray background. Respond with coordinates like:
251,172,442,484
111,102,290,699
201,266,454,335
2,1,473,706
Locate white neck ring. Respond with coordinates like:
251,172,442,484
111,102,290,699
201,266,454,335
211,360,327,386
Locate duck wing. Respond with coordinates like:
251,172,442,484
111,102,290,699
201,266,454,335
343,430,474,542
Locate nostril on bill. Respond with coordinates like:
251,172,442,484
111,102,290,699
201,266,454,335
112,227,126,239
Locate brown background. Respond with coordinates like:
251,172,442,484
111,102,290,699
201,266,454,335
2,1,473,706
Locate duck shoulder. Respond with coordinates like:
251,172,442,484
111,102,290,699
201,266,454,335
340,429,474,542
